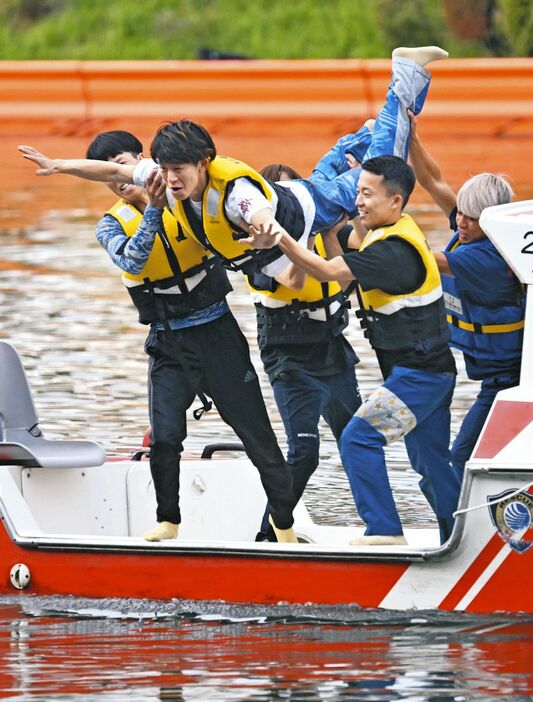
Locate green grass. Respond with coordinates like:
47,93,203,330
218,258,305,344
0,0,505,60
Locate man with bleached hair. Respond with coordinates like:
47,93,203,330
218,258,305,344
409,113,525,480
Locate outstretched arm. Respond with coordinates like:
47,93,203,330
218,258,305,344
18,145,136,184
242,223,354,284
407,111,457,217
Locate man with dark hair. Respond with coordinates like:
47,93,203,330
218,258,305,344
65,130,298,544
18,45,454,544
86,130,144,161
243,155,461,546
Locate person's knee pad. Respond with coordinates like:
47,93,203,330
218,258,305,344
339,415,384,457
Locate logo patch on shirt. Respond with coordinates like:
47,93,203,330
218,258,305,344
239,198,252,217
443,292,463,316
206,188,220,217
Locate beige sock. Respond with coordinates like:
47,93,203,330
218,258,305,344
364,118,375,132
143,521,179,542
392,46,448,68
268,515,298,543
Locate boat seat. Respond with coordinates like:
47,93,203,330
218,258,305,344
0,341,105,469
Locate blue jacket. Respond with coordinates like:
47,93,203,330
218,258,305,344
442,233,524,379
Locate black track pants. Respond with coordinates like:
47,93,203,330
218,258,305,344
145,312,295,529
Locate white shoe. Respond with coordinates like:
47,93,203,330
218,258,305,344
350,534,408,546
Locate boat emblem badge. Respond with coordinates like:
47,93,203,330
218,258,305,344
488,488,533,553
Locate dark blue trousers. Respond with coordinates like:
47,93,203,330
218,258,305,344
452,373,519,479
260,366,361,534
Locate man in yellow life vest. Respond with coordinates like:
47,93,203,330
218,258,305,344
242,155,462,546
71,130,297,544
250,163,363,542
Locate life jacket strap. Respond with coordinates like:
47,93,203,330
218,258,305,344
446,314,525,334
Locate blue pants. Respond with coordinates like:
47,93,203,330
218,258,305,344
452,373,519,479
339,366,460,543
311,125,373,181
301,57,432,230
260,366,362,534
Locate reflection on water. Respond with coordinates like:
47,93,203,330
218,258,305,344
0,597,532,701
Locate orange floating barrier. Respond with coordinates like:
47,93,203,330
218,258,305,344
2,59,533,210
1,59,532,138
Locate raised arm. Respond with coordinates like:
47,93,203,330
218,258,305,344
407,112,457,217
18,145,136,184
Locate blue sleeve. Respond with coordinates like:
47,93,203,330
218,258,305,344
95,205,163,274
444,244,504,293
445,241,523,307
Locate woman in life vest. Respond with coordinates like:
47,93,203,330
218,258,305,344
250,163,362,541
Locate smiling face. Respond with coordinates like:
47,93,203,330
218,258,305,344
158,159,209,201
355,170,403,231
106,152,148,208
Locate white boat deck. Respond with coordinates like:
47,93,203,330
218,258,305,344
0,459,442,554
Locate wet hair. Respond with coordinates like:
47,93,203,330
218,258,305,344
260,163,302,181
361,156,415,209
85,130,143,161
150,120,217,165
456,172,514,219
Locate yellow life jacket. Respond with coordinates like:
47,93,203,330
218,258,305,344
248,236,349,346
358,214,442,314
171,156,304,274
106,200,231,325
107,200,211,284
355,214,448,351
248,235,342,305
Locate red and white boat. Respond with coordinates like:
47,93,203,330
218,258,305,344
1,201,532,614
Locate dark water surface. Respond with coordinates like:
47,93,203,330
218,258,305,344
1,141,532,699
